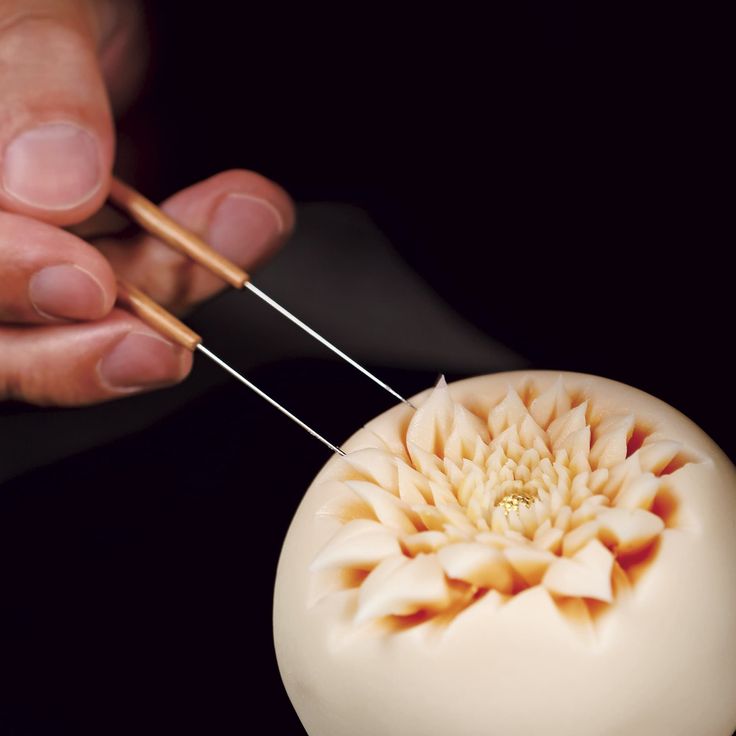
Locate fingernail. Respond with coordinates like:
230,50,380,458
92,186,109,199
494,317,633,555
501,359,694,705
208,193,284,264
3,123,101,209
98,332,185,391
29,263,107,321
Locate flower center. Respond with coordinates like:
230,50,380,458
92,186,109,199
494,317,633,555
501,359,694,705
496,489,536,516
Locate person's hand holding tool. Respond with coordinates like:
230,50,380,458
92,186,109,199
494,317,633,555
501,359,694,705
0,0,294,405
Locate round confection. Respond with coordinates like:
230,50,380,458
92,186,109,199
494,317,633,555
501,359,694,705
273,371,736,736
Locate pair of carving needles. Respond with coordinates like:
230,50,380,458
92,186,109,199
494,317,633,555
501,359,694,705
109,178,413,455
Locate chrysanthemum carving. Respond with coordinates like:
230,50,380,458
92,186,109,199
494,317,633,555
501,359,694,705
310,376,694,628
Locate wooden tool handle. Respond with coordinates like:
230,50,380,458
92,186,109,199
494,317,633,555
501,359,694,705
109,177,249,289
116,279,202,352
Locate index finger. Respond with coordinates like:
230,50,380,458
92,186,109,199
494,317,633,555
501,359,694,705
0,0,115,225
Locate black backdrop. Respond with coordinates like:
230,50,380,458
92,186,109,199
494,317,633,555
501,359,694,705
134,2,731,458
1,4,732,734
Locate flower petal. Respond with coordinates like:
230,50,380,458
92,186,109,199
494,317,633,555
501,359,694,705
504,545,556,586
596,507,664,554
342,448,399,492
614,472,660,510
396,460,433,504
438,543,513,592
356,554,450,623
562,519,601,556
311,520,402,571
590,414,635,469
530,376,572,428
636,440,683,475
488,388,529,437
548,402,588,449
346,480,419,534
402,531,449,555
543,539,614,602
405,376,455,456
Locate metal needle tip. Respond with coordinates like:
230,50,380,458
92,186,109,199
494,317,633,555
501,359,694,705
196,344,345,456
244,282,414,408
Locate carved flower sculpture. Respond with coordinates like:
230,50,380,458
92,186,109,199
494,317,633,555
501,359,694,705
277,373,736,736
311,376,689,626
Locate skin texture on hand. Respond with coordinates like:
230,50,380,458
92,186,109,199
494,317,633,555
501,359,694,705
0,0,294,406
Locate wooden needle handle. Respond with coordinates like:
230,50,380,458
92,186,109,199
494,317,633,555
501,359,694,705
116,279,202,352
108,177,249,289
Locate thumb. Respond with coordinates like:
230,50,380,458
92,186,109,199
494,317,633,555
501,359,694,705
0,0,114,225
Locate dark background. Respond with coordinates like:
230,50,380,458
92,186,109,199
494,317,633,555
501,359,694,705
130,2,730,458
1,3,731,734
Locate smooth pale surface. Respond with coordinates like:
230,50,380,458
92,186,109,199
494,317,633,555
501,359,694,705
273,372,736,736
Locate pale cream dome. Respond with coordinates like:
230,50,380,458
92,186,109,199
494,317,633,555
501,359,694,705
273,372,736,736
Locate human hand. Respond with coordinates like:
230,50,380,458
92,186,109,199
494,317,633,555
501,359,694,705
0,0,294,405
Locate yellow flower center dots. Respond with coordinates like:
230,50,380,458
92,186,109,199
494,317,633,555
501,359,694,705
496,490,536,516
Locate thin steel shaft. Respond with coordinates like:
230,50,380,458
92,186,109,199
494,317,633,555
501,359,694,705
107,179,413,408
244,282,413,408
196,344,345,456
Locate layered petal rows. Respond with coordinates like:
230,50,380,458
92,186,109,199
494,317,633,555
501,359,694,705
312,377,688,626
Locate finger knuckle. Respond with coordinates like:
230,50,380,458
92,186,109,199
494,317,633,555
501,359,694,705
0,12,94,119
